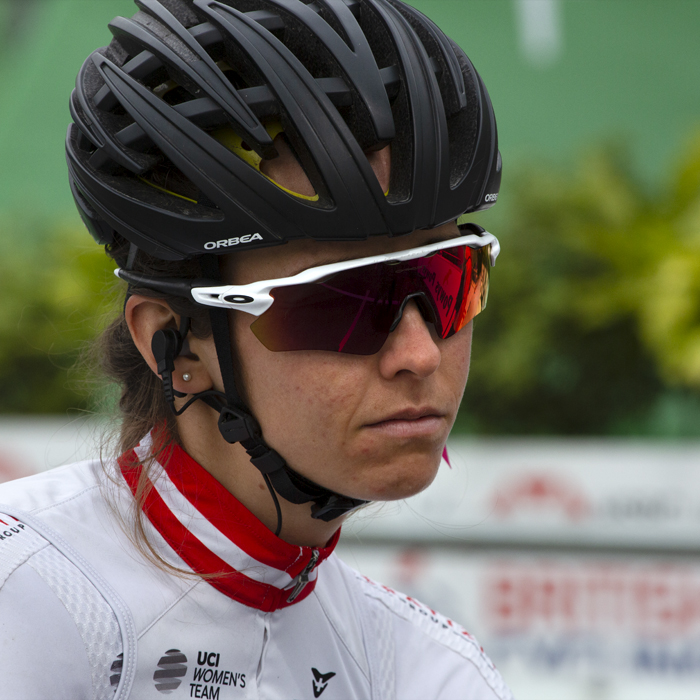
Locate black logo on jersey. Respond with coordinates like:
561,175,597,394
154,649,188,693
311,668,336,698
110,653,123,688
192,650,246,696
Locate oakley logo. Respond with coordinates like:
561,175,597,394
484,193,498,203
204,233,263,250
223,295,254,304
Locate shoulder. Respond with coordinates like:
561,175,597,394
0,459,124,574
0,458,104,514
333,557,514,700
0,460,107,620
0,460,114,580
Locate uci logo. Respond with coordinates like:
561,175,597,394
204,233,264,250
484,193,498,203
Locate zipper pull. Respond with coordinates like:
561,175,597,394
286,549,320,603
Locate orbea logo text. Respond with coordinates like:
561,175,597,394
484,193,498,203
204,233,263,250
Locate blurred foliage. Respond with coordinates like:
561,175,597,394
0,217,117,414
459,131,700,435
2,132,700,435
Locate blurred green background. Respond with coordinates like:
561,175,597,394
0,0,699,435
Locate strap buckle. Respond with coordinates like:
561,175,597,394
217,406,260,444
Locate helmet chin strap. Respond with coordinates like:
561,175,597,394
152,254,368,536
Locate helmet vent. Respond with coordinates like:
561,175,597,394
357,1,400,72
143,157,203,203
154,79,198,105
445,41,479,187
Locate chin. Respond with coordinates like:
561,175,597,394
351,453,442,502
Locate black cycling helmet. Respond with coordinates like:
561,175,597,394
67,0,500,259
66,0,501,526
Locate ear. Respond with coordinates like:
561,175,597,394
125,295,215,396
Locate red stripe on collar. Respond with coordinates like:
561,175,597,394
157,443,336,578
118,443,340,612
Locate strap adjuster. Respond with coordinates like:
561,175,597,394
218,406,260,444
248,445,286,474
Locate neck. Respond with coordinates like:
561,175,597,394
174,402,345,548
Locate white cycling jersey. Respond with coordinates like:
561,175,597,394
0,433,513,700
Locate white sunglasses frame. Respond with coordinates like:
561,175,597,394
180,231,499,317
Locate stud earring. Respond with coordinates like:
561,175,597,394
182,373,192,382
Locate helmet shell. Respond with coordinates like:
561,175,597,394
67,0,501,260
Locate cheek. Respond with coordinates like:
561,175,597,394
261,360,359,428
234,313,365,450
457,322,474,384
440,322,474,405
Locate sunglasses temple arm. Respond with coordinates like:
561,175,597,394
115,268,220,299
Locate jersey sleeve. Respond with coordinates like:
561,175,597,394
0,511,123,700
392,611,511,700
351,571,514,700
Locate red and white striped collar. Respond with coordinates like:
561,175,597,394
118,432,340,612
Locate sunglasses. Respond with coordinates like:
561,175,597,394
117,224,498,356
195,224,498,355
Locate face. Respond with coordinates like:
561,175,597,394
222,223,473,503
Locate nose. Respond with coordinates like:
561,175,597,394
377,300,441,379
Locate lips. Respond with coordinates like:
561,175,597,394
366,407,443,426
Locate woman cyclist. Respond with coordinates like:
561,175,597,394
0,1,509,698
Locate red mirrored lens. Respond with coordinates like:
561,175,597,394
250,244,490,354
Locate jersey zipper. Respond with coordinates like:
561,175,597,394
286,549,320,603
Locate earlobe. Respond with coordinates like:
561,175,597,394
170,359,214,396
